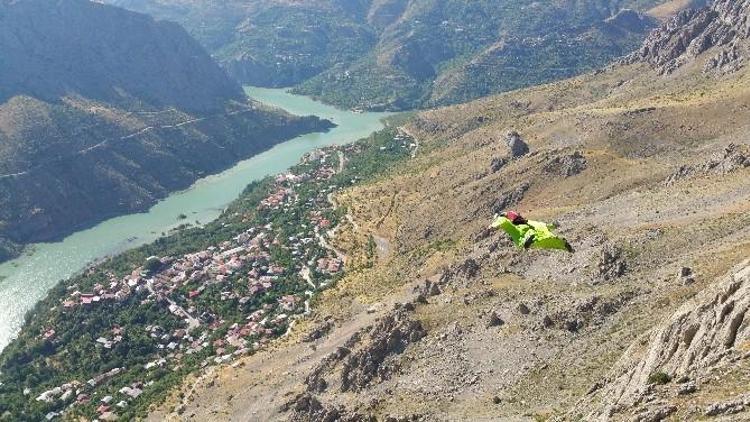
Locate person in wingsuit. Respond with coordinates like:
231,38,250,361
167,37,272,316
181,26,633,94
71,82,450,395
490,210,574,253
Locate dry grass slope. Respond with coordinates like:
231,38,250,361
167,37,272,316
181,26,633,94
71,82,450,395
150,42,750,422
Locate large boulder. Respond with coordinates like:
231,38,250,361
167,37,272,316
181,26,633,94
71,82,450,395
505,131,530,158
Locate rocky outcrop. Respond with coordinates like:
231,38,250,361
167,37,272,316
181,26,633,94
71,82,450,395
704,394,750,417
576,261,750,419
340,311,427,392
629,0,750,75
303,309,426,394
287,393,371,422
541,292,637,333
633,405,677,422
489,157,509,174
413,279,442,299
505,131,530,158
486,132,531,174
439,258,482,288
544,151,588,177
593,244,627,283
665,143,750,185
491,183,530,214
302,320,335,343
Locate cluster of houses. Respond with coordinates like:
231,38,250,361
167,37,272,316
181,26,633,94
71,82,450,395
59,277,137,313
259,186,293,209
36,367,131,420
35,145,356,420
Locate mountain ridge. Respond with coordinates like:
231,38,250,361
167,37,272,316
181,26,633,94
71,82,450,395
103,0,674,110
627,0,750,75
0,0,243,112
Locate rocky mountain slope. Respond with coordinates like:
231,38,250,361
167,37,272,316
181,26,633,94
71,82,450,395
142,2,750,420
574,261,750,420
628,0,750,74
294,0,668,110
104,0,675,110
0,0,331,261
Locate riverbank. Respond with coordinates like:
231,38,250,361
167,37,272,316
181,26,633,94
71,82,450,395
0,99,333,261
0,88,390,352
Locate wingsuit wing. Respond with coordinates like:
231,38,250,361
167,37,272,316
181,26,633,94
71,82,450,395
527,220,570,251
491,216,528,248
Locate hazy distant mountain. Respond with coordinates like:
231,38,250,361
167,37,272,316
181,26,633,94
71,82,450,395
105,0,379,87
0,0,331,261
105,0,674,110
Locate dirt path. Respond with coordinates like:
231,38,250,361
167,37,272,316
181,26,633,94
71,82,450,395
375,191,398,229
314,226,348,262
328,192,360,232
300,266,315,290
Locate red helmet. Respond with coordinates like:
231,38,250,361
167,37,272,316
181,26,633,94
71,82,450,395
505,210,520,221
504,210,525,224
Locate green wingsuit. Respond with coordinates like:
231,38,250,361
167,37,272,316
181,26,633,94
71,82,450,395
490,216,572,252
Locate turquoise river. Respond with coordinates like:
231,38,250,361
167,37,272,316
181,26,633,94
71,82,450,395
0,87,391,351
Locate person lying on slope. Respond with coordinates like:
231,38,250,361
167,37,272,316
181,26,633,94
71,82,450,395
490,210,574,253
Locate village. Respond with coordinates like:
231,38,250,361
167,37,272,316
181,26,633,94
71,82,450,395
33,144,356,421
17,128,415,421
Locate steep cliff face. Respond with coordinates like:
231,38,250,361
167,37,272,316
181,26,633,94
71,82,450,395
575,261,750,420
0,0,332,259
629,0,750,74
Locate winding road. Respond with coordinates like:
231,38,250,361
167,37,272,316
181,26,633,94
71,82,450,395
146,278,200,330
0,106,257,179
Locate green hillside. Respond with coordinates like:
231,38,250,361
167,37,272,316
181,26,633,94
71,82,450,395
107,0,673,109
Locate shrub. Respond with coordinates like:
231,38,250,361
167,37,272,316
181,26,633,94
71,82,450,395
648,371,672,385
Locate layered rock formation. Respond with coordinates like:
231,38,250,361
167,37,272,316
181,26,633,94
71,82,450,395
630,0,750,74
577,261,750,419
